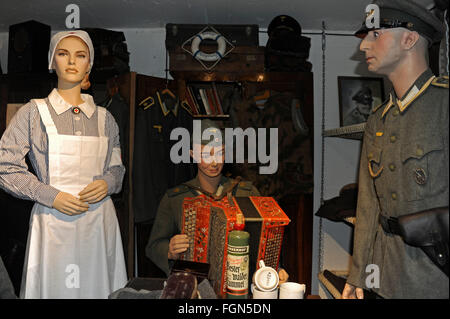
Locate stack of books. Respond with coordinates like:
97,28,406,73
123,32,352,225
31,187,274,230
184,82,235,117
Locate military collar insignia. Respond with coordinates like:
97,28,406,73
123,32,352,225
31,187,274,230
381,74,436,119
157,89,179,117
377,93,393,117
396,84,420,112
138,96,155,110
431,75,449,88
372,95,391,113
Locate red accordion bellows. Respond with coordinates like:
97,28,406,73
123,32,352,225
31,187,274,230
181,195,290,297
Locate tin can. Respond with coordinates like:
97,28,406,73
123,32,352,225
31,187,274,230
226,230,250,299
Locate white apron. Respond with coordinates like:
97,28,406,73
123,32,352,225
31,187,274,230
20,99,127,299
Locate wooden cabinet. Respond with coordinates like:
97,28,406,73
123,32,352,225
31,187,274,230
170,68,315,292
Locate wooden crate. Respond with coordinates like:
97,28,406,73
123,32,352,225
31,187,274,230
168,46,265,74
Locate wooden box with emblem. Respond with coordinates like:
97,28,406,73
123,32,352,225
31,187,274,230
166,22,263,76
168,46,265,76
181,195,290,297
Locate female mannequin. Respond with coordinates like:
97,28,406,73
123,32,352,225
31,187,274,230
0,31,127,298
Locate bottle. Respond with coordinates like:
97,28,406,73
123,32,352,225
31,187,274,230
226,230,250,299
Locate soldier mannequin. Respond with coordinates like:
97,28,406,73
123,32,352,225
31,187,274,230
343,0,449,299
146,120,289,283
146,120,261,274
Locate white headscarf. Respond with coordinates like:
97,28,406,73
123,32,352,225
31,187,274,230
48,30,94,72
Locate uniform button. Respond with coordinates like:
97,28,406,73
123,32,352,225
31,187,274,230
393,109,399,116
75,131,82,136
416,148,424,156
368,152,373,160
74,116,80,121
390,135,397,143
391,192,397,200
389,164,396,171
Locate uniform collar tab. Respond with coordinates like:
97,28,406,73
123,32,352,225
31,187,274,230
381,70,435,118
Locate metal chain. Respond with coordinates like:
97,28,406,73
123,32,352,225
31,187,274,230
318,21,326,273
445,10,449,75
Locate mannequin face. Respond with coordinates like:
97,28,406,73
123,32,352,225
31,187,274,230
191,144,225,178
53,36,90,84
359,29,403,74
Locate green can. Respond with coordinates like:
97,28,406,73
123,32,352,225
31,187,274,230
226,230,250,299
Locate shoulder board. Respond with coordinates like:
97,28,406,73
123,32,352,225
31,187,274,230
431,76,449,89
237,181,253,191
167,185,191,197
372,95,391,113
138,96,155,110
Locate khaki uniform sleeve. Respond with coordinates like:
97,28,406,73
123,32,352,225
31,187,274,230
145,193,178,276
235,181,261,196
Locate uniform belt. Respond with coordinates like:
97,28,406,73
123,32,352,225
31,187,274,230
379,214,401,235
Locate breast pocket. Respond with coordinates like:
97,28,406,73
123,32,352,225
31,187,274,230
400,136,445,201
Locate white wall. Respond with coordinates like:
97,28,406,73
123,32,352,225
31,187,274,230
0,27,389,299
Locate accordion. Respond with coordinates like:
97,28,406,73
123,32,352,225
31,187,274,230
181,195,290,297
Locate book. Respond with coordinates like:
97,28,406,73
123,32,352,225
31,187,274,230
199,88,212,115
185,86,199,115
205,88,216,115
190,85,207,115
211,82,224,115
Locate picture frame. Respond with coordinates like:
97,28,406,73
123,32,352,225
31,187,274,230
338,76,385,127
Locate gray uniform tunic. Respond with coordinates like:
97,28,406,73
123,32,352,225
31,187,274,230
347,69,449,298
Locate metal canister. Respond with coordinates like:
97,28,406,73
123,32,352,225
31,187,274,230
226,230,250,299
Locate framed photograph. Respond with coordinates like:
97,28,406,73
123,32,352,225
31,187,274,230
338,76,385,127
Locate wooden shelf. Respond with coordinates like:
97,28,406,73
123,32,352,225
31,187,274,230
192,114,229,119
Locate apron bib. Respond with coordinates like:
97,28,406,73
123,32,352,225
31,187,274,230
20,99,127,299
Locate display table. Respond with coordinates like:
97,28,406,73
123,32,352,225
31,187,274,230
124,277,320,299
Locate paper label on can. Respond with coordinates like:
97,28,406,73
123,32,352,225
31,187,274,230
226,244,249,294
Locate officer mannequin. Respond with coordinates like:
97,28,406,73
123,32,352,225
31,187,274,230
0,31,127,298
343,0,449,299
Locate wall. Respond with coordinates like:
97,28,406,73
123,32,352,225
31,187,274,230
0,27,389,299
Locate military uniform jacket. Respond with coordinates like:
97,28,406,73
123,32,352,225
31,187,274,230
347,70,449,298
145,175,260,276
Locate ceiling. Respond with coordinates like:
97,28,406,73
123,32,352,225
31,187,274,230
0,0,370,33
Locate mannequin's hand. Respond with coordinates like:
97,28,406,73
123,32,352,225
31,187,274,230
342,282,364,299
53,192,89,216
78,180,108,204
278,268,289,285
168,234,189,260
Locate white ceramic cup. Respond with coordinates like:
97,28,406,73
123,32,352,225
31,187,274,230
279,282,306,299
253,260,279,292
251,284,278,299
